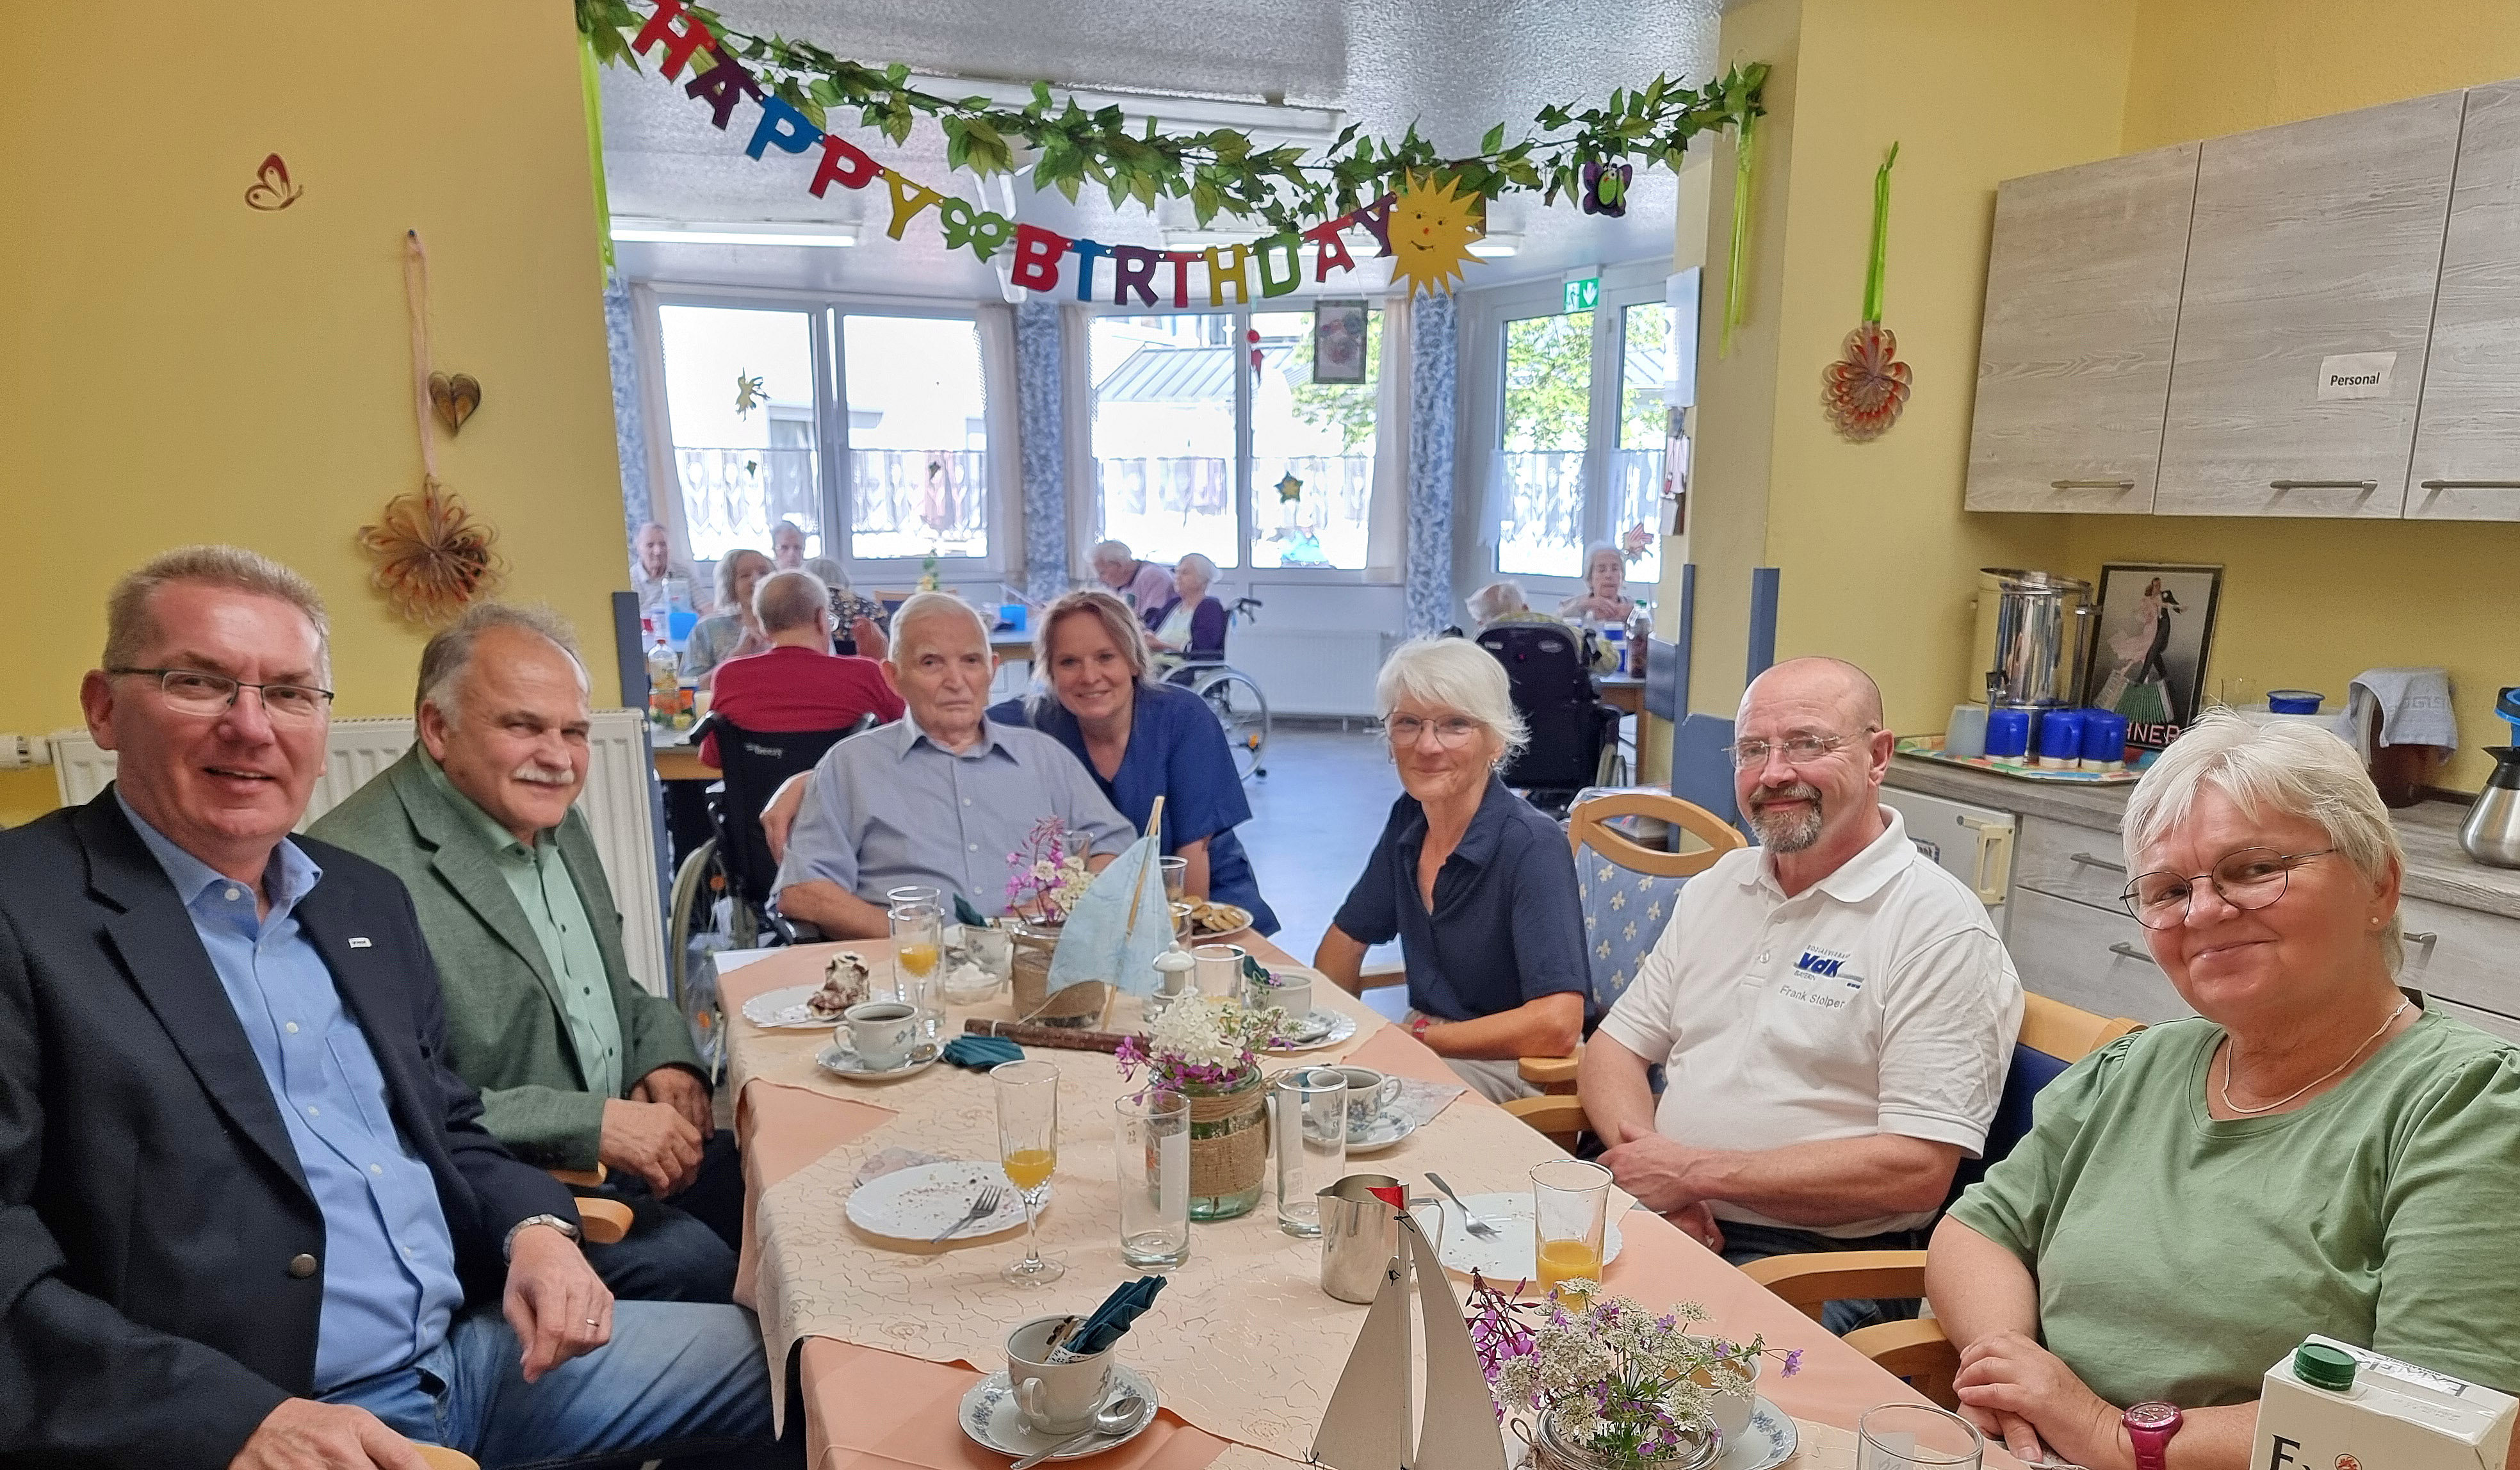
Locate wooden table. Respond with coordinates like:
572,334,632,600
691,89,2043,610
717,934,1944,1470
1599,674,1645,715
653,738,716,783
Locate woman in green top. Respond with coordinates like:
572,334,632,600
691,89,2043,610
1928,712,2520,1470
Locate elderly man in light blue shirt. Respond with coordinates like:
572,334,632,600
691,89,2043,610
774,592,1135,940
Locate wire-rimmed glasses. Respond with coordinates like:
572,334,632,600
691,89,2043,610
2119,847,2335,929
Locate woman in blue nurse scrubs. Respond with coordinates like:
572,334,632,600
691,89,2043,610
986,589,1279,935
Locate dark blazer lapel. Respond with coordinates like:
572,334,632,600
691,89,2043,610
292,863,446,1168
77,796,312,1204
389,758,567,1012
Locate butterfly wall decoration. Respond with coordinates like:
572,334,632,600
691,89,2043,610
244,154,302,211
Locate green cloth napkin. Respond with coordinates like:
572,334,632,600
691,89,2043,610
939,1034,1024,1071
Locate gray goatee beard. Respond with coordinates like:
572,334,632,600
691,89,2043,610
1748,783,1824,853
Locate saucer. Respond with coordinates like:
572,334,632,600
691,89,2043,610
1715,1396,1797,1470
1261,1009,1357,1054
741,984,847,1030
1345,1109,1419,1155
816,1038,941,1081
959,1364,1159,1461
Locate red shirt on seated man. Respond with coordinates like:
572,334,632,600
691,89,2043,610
701,568,904,767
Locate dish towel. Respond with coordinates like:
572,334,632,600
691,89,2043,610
2334,667,2458,751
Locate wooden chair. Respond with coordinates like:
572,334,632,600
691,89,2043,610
1502,1095,1589,1152
409,1443,478,1469
1518,792,1748,1095
549,1165,635,1246
1739,993,2144,1409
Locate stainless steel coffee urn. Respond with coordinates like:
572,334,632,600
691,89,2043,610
1969,568,2097,711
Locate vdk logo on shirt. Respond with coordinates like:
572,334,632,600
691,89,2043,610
1793,947,1862,989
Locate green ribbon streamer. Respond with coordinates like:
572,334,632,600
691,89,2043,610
580,34,617,277
1863,142,1898,324
1721,110,1756,358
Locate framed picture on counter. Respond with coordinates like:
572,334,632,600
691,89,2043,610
2084,562,2223,750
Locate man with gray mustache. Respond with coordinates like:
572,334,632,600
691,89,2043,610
1577,657,2023,1335
314,603,740,1305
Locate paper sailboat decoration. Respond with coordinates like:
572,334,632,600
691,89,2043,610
1310,1193,1507,1470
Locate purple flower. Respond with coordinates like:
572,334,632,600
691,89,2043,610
1782,1348,1804,1377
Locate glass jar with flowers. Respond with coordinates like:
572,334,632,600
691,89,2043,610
1465,1274,1801,1470
1003,817,1097,1023
1115,996,1288,1220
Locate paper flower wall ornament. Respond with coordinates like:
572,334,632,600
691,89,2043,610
359,480,502,625
1385,172,1483,298
1822,143,1910,441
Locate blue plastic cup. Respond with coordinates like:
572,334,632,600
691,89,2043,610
1985,706,2034,761
2038,708,2086,766
2081,710,2129,770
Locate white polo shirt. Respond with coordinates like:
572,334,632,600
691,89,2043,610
1595,807,2024,1237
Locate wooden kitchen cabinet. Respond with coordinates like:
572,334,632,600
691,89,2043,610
1964,144,2199,514
2153,90,2464,518
2407,79,2520,522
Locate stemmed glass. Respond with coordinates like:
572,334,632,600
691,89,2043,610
993,1059,1064,1285
889,900,943,1043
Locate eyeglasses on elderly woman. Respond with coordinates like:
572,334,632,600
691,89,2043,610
1387,714,1484,747
2118,846,2336,929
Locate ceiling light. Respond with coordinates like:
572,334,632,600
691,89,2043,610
610,218,857,248
1467,236,1522,258
907,73,1345,152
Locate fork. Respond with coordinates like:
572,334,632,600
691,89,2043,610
1424,1172,1500,1240
930,1184,1007,1243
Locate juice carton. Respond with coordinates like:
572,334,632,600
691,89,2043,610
2256,1336,2516,1470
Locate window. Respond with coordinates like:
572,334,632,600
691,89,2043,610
1495,310,1593,578
1614,302,1671,588
651,297,1001,574
1087,306,1388,573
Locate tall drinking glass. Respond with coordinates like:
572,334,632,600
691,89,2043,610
1531,1158,1613,1308
1857,1405,1984,1470
889,901,944,1041
1274,1068,1347,1237
1158,856,1189,904
1115,1092,1191,1268
993,1059,1064,1285
1192,943,1248,999
885,885,942,910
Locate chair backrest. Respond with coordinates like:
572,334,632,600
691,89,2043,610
1477,624,1613,794
1566,790,1748,1017
1952,992,2143,1195
710,715,875,908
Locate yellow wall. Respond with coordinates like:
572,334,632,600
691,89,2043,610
2074,0,2520,786
1682,0,2126,728
0,1,627,826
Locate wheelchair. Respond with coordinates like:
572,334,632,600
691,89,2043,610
1475,622,1623,820
665,713,877,1056
1157,594,1271,781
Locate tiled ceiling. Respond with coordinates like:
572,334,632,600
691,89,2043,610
599,0,1722,297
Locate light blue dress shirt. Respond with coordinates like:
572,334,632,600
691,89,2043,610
119,792,463,1391
772,714,1135,913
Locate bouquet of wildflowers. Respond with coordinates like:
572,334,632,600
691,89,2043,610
1465,1274,1800,1467
1114,997,1290,1096
1004,815,1094,923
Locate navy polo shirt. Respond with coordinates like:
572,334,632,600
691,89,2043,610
1333,775,1589,1022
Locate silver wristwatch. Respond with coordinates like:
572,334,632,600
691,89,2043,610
503,1213,583,1261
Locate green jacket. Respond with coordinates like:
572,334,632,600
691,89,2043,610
309,747,703,1169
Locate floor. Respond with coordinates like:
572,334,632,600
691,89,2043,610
1233,723,1411,1022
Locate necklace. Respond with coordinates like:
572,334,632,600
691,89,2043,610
2218,1000,2410,1116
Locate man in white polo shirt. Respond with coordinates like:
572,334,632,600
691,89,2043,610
1580,657,2022,1334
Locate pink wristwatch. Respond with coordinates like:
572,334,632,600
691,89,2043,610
2124,1401,2183,1470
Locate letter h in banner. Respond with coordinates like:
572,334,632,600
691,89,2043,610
632,0,717,79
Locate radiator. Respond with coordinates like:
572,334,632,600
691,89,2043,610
49,710,671,998
1218,626,1396,717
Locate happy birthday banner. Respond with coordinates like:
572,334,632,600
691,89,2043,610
623,0,1488,298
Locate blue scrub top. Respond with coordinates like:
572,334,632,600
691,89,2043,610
986,683,1279,935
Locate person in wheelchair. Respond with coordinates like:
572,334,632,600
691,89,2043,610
312,603,743,1305
769,592,1136,940
1141,552,1227,665
699,569,901,770
985,590,1278,935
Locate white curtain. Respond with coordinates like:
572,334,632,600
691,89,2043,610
976,302,1021,576
1059,302,1096,581
626,282,694,569
1366,294,1410,582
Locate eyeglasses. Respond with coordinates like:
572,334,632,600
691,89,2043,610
1721,729,1873,771
1386,715,1484,748
110,667,335,721
2119,847,2335,929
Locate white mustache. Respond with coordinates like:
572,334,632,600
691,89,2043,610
511,763,576,786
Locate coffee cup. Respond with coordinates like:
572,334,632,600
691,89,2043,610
1328,1065,1404,1140
1005,1313,1118,1437
841,1000,918,1069
1248,973,1314,1027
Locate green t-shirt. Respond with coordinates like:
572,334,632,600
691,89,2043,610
1946,1006,2520,1408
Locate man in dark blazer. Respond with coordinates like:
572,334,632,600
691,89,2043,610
0,547,784,1469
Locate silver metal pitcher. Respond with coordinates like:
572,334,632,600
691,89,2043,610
1317,1173,1443,1303
1972,568,2096,709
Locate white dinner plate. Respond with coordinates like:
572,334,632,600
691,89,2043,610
1718,1396,1797,1470
741,983,848,1030
1345,1109,1419,1155
959,1364,1159,1461
1432,1191,1625,1283
845,1159,1045,1243
816,1039,941,1082
1260,1010,1357,1054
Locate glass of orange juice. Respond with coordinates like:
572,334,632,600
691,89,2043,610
1531,1159,1613,1307
888,901,944,1042
994,1059,1064,1284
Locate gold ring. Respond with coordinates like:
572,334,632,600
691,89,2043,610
583,1317,599,1326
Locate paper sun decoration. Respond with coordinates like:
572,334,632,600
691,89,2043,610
1385,172,1483,299
1276,472,1304,503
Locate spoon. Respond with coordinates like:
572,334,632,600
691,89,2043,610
1009,1391,1146,1469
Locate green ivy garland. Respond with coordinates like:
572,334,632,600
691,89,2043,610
576,0,1766,234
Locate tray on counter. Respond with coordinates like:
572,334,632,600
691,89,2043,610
1896,735,2149,785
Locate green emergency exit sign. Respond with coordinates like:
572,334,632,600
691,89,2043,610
1563,276,1600,313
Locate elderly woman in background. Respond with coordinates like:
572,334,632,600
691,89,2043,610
1558,542,1637,623
1470,579,1617,673
986,590,1277,935
1143,552,1227,661
1926,712,2520,1470
681,548,774,687
1315,637,1588,1101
